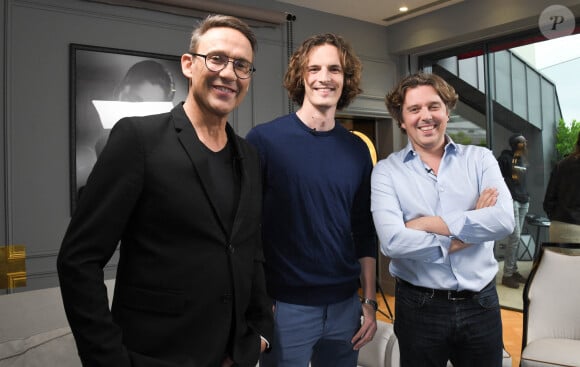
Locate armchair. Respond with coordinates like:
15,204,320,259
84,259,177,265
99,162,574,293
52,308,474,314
520,242,580,367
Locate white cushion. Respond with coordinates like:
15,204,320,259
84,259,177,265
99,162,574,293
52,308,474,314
521,249,580,367
0,279,115,344
0,280,114,366
526,250,580,344
0,327,81,367
357,320,399,367
521,338,580,367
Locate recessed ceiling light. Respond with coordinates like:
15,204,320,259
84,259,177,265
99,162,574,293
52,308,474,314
399,6,409,12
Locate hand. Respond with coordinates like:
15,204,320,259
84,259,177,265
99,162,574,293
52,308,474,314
351,303,377,350
221,356,234,367
260,338,267,353
475,188,498,209
221,337,267,367
449,238,471,253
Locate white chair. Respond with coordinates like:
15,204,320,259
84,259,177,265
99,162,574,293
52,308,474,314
520,242,580,367
357,319,399,367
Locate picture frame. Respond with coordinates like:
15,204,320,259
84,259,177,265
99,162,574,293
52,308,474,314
69,44,188,213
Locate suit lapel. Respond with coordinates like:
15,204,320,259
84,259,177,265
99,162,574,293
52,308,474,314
227,127,251,242
172,106,228,237
172,105,251,241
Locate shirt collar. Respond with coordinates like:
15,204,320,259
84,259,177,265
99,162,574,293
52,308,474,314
402,134,461,163
445,135,460,155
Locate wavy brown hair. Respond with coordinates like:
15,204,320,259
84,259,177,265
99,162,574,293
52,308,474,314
385,72,458,133
284,33,362,110
189,14,257,54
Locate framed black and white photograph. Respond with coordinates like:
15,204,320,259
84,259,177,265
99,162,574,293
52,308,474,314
69,44,188,212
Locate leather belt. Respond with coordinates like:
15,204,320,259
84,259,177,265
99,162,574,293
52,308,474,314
397,278,483,301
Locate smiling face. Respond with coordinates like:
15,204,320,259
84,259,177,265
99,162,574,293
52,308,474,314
401,85,450,154
301,44,344,112
181,27,253,119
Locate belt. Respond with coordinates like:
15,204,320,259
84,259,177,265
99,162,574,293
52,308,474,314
397,278,482,301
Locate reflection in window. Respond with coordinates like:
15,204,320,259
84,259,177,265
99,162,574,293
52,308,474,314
447,103,486,147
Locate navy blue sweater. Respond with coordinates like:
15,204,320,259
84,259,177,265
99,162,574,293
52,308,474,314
246,113,377,305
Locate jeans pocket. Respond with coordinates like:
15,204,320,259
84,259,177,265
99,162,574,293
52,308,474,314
396,285,428,309
475,287,500,309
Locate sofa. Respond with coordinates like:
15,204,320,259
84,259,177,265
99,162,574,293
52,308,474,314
0,281,401,367
0,281,512,367
0,280,115,367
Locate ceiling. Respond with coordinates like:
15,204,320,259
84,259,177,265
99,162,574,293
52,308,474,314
276,0,464,26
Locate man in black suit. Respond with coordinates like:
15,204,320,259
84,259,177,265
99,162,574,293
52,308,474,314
57,14,273,367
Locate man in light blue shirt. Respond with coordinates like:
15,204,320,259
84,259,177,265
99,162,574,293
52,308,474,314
371,72,514,367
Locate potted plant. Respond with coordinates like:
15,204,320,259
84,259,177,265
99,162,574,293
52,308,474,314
555,118,580,161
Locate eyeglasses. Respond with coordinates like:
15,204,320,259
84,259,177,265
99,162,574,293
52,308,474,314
191,52,255,79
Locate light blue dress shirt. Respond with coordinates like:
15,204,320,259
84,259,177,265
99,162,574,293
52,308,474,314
371,138,515,292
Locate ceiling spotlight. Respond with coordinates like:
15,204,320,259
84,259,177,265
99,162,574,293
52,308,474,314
399,6,409,12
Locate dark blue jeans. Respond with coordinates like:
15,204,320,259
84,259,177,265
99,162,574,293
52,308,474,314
394,279,503,367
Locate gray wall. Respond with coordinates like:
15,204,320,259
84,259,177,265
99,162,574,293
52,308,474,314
2,0,575,293
1,0,394,292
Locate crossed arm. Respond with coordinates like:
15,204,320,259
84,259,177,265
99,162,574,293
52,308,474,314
404,187,499,253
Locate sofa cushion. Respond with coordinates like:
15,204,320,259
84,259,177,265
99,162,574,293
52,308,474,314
357,320,399,367
0,327,81,367
520,338,580,367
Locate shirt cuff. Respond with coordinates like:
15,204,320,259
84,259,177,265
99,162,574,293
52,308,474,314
441,211,465,238
260,335,270,349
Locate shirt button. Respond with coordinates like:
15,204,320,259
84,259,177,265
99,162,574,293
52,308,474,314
227,244,235,254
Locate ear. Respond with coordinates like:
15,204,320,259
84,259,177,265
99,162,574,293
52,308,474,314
181,53,194,79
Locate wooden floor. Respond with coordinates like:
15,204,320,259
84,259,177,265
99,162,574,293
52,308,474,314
375,294,523,367
500,307,523,367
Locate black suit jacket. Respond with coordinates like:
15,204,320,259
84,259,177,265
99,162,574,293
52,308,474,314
57,104,273,367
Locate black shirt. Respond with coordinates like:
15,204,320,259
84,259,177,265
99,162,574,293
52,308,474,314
204,141,240,235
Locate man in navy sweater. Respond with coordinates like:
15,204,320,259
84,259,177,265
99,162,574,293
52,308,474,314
246,33,377,367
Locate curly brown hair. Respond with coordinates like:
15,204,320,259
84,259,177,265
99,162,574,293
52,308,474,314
284,33,362,110
385,72,458,132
